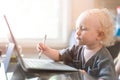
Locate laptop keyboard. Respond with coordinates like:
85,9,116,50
22,58,77,71
23,58,54,68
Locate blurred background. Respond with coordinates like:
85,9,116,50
0,0,120,58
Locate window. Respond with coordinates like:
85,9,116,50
0,0,72,49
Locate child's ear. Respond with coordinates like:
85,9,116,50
97,31,105,40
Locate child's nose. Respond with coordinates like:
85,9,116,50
76,29,81,36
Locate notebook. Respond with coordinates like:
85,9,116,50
3,15,78,73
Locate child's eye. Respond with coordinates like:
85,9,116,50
76,25,87,31
81,26,87,30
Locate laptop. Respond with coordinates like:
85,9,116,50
3,15,78,73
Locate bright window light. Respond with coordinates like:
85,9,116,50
0,0,71,48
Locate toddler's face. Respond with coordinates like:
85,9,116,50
75,13,102,47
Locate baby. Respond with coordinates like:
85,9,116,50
37,8,116,80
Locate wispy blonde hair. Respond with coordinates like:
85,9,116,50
76,8,115,47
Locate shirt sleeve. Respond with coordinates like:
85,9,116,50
58,45,81,67
96,49,117,80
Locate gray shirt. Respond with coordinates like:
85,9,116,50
59,45,117,80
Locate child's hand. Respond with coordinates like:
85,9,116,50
36,42,48,54
37,34,47,54
79,69,86,74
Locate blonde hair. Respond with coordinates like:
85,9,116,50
76,8,115,47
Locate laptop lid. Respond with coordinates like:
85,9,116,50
3,43,15,73
3,15,78,72
3,15,27,72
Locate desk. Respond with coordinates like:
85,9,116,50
7,63,95,80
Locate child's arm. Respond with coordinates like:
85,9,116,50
80,70,105,80
80,70,96,80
